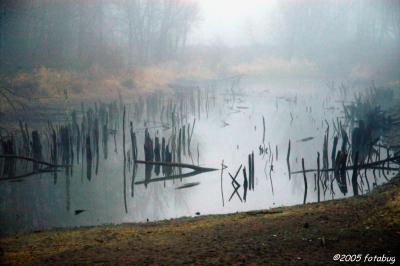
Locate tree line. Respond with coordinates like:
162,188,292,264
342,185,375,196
275,0,400,62
0,0,199,72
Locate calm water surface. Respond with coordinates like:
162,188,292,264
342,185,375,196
0,80,396,235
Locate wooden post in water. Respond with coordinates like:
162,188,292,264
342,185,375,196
248,154,252,190
94,117,99,175
189,118,196,147
31,130,43,171
51,126,57,165
1,137,16,177
102,123,108,159
178,128,182,161
19,120,29,155
352,151,359,196
262,116,266,143
122,105,128,213
287,139,291,179
31,130,42,161
182,125,186,155
161,137,165,162
123,106,126,164
130,122,137,161
243,167,248,202
76,123,80,164
86,135,92,181
331,136,338,168
144,128,154,161
302,158,308,204
317,152,321,202
154,136,161,162
86,135,92,162
251,151,255,190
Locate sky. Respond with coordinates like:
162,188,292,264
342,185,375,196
190,0,278,46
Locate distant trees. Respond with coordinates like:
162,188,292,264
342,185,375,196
0,0,199,72
119,0,198,67
274,0,400,61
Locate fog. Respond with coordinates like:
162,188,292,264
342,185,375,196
1,0,399,84
1,2,400,256
191,0,275,45
190,0,400,82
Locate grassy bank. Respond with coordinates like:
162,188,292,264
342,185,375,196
1,175,399,265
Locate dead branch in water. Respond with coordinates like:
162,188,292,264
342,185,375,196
0,154,71,168
135,160,218,172
0,167,61,181
290,155,400,175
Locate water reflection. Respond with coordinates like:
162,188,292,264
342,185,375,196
0,81,399,235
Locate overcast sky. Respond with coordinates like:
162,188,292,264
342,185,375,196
189,0,278,46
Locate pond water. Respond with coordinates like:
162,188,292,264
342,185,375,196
0,79,397,235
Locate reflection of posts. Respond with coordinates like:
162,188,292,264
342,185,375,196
145,163,153,188
317,152,321,202
66,172,70,211
286,139,291,180
102,120,108,159
182,125,186,155
154,136,161,176
51,127,57,165
32,130,43,171
1,138,16,177
228,165,243,202
154,137,161,161
248,154,252,190
131,162,137,197
302,158,308,204
130,122,137,160
154,162,160,176
248,152,255,190
334,151,348,195
144,128,154,161
86,135,92,181
352,151,359,196
243,167,248,202
86,158,92,181
161,137,165,162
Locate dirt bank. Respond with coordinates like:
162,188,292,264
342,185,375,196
1,176,399,265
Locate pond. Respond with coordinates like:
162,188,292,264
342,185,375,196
0,79,398,235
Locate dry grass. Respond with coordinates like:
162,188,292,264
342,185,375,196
1,60,219,105
230,57,321,79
